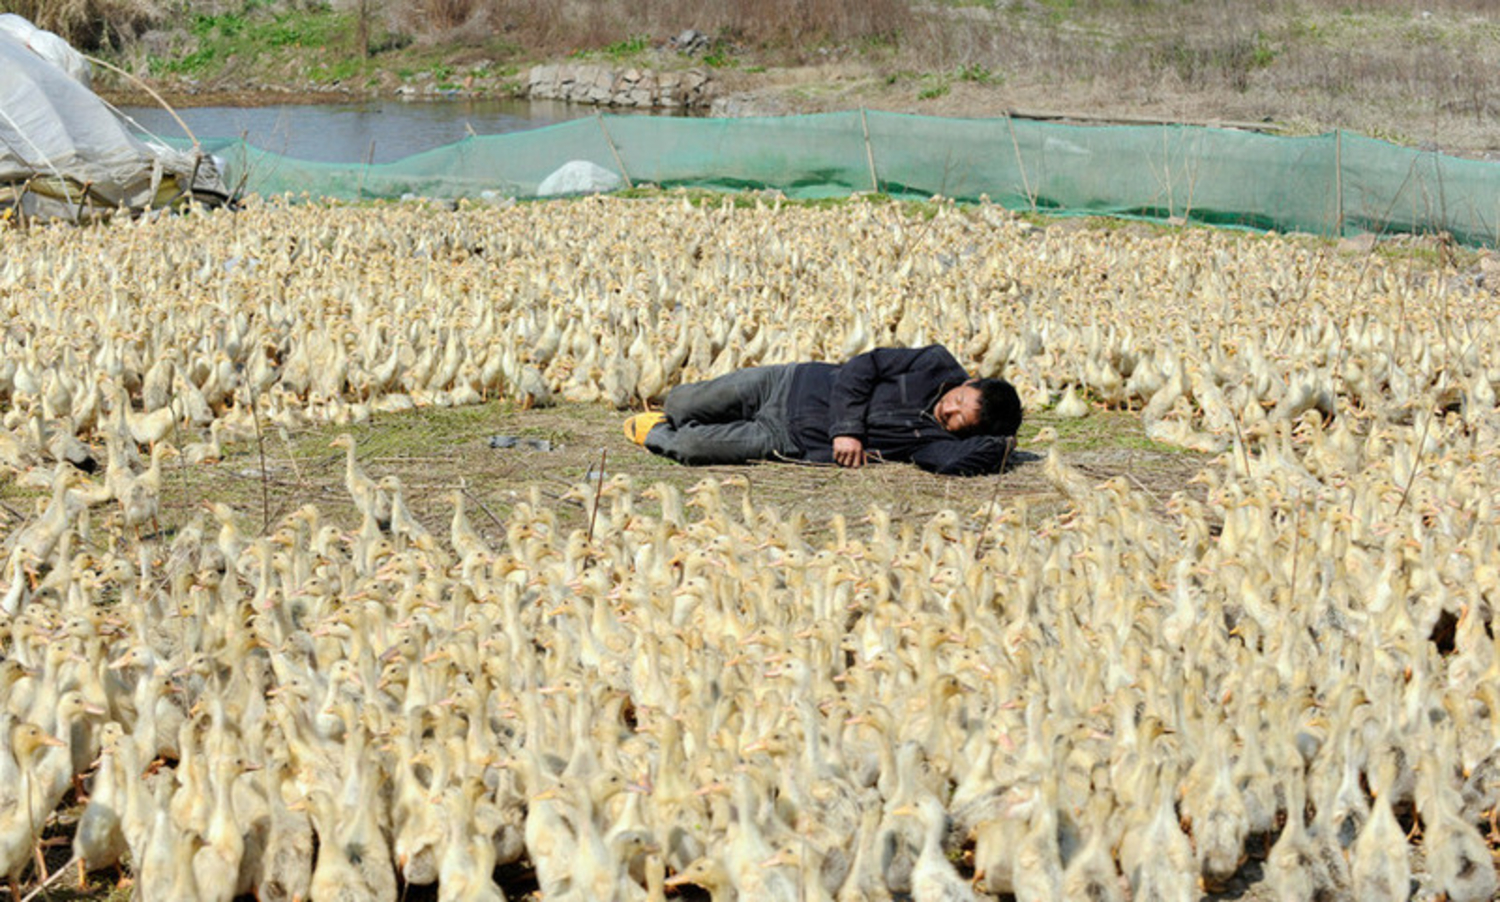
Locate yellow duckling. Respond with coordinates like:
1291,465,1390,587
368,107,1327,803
1,722,66,898
135,775,201,902
73,722,130,887
1350,748,1410,902
890,795,980,902
192,755,260,902
251,753,313,902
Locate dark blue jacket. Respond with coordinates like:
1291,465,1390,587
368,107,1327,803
785,345,1012,476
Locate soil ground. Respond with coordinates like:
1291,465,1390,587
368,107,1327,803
2,401,1208,565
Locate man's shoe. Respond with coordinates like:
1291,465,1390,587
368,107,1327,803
623,411,667,446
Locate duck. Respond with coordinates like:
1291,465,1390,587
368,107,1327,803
1350,749,1411,902
889,795,980,902
523,780,576,898
301,782,398,902
330,433,390,528
73,721,131,887
120,440,179,539
1055,383,1090,418
1264,770,1320,902
1181,724,1248,891
449,489,494,565
1061,793,1125,902
1009,775,1064,902
2,465,81,583
664,855,735,902
435,779,506,902
250,752,314,902
1416,738,1497,902
391,744,446,887
135,774,201,902
192,754,259,902
39,689,105,811
377,475,432,549
0,722,66,898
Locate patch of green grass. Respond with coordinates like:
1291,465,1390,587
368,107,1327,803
954,62,998,84
917,77,950,100
150,5,358,77
1024,410,1193,455
572,34,651,63
1371,234,1478,270
311,57,365,83
620,188,960,222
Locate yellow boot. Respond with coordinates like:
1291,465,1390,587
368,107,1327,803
623,411,666,446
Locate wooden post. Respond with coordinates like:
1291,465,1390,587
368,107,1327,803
1335,128,1344,237
357,139,375,200
1006,113,1036,212
860,108,879,193
596,112,634,190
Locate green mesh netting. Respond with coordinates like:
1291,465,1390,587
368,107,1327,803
188,111,1500,247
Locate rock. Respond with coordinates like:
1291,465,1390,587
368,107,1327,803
671,29,710,54
526,62,712,109
529,63,558,93
477,190,516,208
709,92,790,118
537,160,623,197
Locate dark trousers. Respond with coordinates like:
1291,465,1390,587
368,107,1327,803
645,364,800,465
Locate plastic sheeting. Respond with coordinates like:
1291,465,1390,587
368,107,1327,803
0,22,228,220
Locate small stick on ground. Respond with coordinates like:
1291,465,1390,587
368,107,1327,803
1393,405,1434,518
586,448,608,546
460,482,508,533
974,438,1015,552
21,853,80,902
246,386,270,535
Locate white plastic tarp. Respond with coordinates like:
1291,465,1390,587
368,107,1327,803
0,20,227,218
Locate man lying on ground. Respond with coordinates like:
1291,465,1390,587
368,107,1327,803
623,344,1022,476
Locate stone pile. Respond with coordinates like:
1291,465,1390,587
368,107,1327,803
526,63,713,109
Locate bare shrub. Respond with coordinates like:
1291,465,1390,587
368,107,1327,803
467,0,907,55
725,0,910,47
387,0,480,35
1333,0,1496,10
4,0,163,49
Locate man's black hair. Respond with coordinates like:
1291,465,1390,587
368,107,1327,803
973,378,1023,437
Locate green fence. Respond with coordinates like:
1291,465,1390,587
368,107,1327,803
191,111,1500,246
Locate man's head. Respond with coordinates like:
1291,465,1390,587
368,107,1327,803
934,378,1023,437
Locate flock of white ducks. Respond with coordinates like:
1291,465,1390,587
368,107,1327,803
0,194,1498,901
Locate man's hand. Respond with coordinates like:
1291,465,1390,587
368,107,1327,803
833,435,866,468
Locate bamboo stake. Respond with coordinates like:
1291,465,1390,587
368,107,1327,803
1335,128,1344,237
1006,113,1037,212
82,52,199,149
860,108,879,193
595,112,634,190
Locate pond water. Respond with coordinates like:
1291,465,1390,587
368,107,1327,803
117,97,687,165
